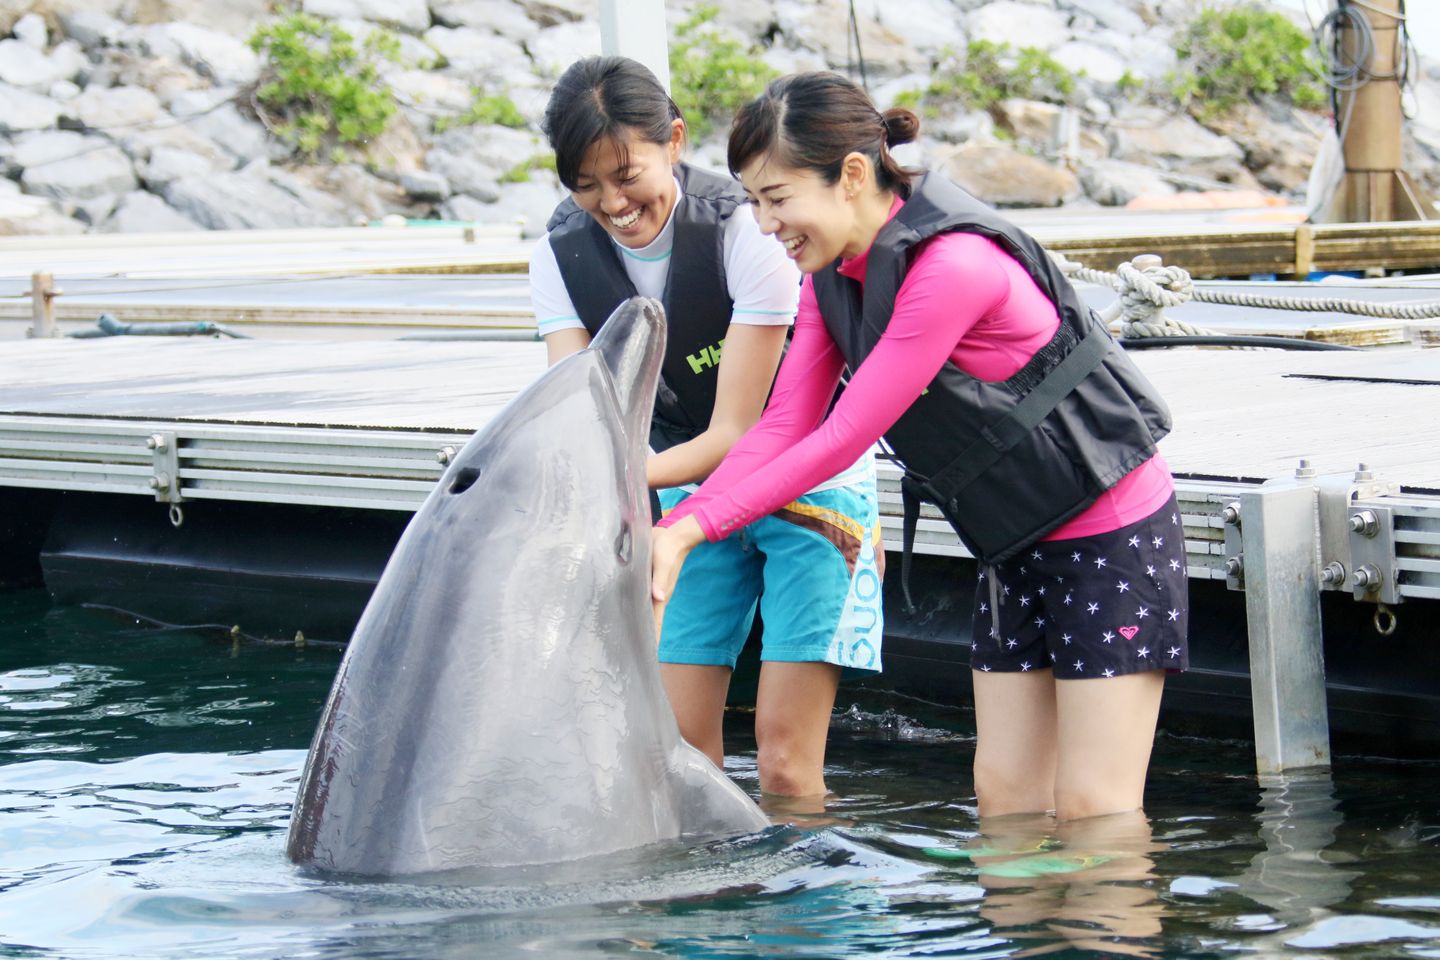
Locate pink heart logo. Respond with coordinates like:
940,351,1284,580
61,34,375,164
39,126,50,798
1119,625,1140,640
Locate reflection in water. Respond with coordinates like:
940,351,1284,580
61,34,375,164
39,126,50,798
1232,769,1359,950
961,810,1166,957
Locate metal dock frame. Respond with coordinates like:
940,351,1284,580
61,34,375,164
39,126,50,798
876,458,1440,775
2,414,1439,773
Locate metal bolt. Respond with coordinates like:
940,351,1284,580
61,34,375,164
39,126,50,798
1132,253,1163,272
1354,462,1374,482
1295,458,1316,479
1349,510,1379,538
437,445,457,465
148,473,169,490
146,434,167,451
1221,501,1241,525
1320,561,1347,585
1225,556,1244,578
1352,564,1383,591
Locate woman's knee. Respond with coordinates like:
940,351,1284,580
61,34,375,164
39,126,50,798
754,726,825,796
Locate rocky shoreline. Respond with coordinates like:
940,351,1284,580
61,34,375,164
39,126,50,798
1,0,1437,238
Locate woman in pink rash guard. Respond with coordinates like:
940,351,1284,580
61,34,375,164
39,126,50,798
652,72,1188,822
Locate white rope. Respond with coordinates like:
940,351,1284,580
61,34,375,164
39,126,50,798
1053,253,1440,333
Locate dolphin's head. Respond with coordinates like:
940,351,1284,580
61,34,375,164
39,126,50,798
289,297,764,876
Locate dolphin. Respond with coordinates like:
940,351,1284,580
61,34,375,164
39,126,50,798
286,297,770,877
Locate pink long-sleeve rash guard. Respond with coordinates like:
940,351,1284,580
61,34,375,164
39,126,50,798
660,199,1173,544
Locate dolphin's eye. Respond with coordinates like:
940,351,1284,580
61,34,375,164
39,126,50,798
448,466,479,494
615,522,632,564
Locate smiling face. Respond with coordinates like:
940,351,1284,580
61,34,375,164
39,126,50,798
738,151,874,273
571,121,684,249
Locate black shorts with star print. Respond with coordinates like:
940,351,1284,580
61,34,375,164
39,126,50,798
971,494,1190,679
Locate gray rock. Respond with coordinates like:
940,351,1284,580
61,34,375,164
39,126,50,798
0,181,87,236
1111,107,1244,163
432,0,540,42
1079,158,1175,205
13,12,48,48
1051,40,1127,86
301,0,431,32
527,21,601,79
965,2,1070,51
70,191,119,226
479,176,567,237
388,69,474,114
139,145,224,189
0,83,62,134
139,22,260,86
101,190,204,232
163,160,353,229
439,193,497,223
1065,0,1147,34
938,141,1080,207
15,131,140,201
400,168,451,201
61,85,164,132
318,163,414,221
0,38,86,89
58,10,128,49
49,80,80,100
424,150,502,201
423,25,532,77
856,0,967,57
430,123,543,175
519,0,596,26
169,94,276,164
116,118,233,167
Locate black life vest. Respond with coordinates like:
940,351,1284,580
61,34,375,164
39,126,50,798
810,173,1171,576
546,162,742,452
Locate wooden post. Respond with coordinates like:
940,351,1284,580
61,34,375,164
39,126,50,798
28,272,56,339
1323,0,1434,222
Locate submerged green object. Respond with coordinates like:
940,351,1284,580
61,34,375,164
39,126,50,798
978,854,1112,878
921,837,1063,861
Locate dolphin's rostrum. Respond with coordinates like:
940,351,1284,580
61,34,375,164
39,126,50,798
287,297,770,877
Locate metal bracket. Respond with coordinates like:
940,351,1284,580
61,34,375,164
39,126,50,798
1315,463,1399,596
1222,498,1244,591
1349,503,1401,604
146,431,182,503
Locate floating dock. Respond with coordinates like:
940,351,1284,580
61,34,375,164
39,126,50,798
0,333,1437,767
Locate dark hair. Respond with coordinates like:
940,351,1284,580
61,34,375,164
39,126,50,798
727,72,918,195
542,56,683,191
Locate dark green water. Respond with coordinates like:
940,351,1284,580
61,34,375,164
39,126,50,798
5,587,1440,959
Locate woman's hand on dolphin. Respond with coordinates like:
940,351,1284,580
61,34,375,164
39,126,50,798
651,516,704,640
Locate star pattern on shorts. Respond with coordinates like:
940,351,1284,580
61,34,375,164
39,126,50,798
976,508,1187,679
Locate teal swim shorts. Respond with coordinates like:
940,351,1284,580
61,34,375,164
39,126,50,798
656,479,885,674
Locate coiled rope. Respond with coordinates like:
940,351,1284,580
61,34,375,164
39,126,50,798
1055,252,1440,340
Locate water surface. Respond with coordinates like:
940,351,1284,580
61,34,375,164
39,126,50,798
5,589,1440,958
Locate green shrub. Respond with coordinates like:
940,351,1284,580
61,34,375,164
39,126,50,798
435,90,529,134
899,40,1077,118
669,6,778,140
1168,4,1325,117
248,12,402,158
499,153,557,184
